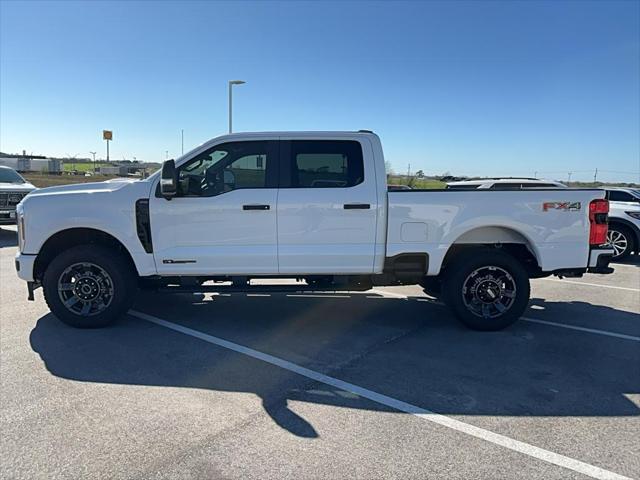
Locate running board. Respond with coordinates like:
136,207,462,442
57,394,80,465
157,283,372,295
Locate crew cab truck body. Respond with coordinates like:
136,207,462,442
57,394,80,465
15,131,614,330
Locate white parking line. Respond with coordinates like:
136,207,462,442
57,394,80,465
129,309,630,480
522,317,640,342
540,278,640,293
610,263,640,270
369,290,640,341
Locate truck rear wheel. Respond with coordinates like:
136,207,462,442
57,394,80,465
442,250,530,331
43,245,137,328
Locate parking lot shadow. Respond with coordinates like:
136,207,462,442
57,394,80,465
0,227,18,248
614,255,640,267
29,292,639,438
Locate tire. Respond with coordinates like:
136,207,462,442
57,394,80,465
607,224,635,260
441,249,530,331
43,245,137,328
419,277,441,299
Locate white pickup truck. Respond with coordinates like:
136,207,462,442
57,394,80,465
15,131,614,330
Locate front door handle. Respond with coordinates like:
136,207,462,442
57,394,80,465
344,203,371,210
243,204,270,211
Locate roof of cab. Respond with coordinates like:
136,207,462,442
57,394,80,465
213,130,377,140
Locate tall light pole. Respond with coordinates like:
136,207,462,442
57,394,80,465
181,129,184,155
90,151,96,174
228,80,246,133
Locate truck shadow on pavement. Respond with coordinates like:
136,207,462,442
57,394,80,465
614,256,640,266
0,227,17,248
29,292,639,438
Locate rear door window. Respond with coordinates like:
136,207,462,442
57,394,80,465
282,140,364,188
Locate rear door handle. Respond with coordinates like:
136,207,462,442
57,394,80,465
243,204,270,211
344,203,371,210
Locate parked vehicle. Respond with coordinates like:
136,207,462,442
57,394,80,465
15,131,614,331
447,178,567,189
604,188,640,260
0,166,36,225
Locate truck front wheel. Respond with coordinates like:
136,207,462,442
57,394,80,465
442,250,530,331
42,245,137,328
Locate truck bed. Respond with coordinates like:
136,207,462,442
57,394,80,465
387,188,607,275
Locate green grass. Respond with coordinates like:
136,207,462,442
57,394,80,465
388,177,446,189
23,173,118,188
62,162,111,173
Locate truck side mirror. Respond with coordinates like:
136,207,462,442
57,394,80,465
160,159,177,200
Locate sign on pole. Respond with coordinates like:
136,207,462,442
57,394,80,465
103,130,112,162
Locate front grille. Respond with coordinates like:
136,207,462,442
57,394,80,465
0,192,27,208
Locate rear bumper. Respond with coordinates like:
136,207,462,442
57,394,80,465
587,247,615,274
15,253,36,282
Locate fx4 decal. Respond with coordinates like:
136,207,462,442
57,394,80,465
543,202,581,212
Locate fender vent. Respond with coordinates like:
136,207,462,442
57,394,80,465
135,199,153,253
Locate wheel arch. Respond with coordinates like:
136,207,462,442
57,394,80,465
440,226,542,277
34,227,139,281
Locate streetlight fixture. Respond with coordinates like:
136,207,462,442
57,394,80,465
89,151,96,174
228,80,246,134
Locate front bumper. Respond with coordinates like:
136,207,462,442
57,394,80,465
0,209,17,225
587,247,615,274
15,253,36,282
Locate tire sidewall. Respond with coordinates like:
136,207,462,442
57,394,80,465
43,245,136,328
443,250,530,331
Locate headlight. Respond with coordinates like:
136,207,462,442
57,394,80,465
625,211,640,220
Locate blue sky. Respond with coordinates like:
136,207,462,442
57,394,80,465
1,0,639,182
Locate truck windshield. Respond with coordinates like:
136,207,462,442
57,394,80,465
0,168,26,184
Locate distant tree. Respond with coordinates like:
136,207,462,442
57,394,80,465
385,161,395,175
415,170,425,178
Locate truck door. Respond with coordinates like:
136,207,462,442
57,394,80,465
150,140,279,275
277,139,378,274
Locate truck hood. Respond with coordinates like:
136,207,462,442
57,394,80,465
26,179,143,197
0,182,36,192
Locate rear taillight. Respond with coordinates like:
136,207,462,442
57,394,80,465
589,199,608,246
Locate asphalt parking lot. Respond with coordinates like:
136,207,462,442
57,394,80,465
1,225,638,479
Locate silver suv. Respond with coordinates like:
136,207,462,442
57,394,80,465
605,188,640,260
446,178,567,189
